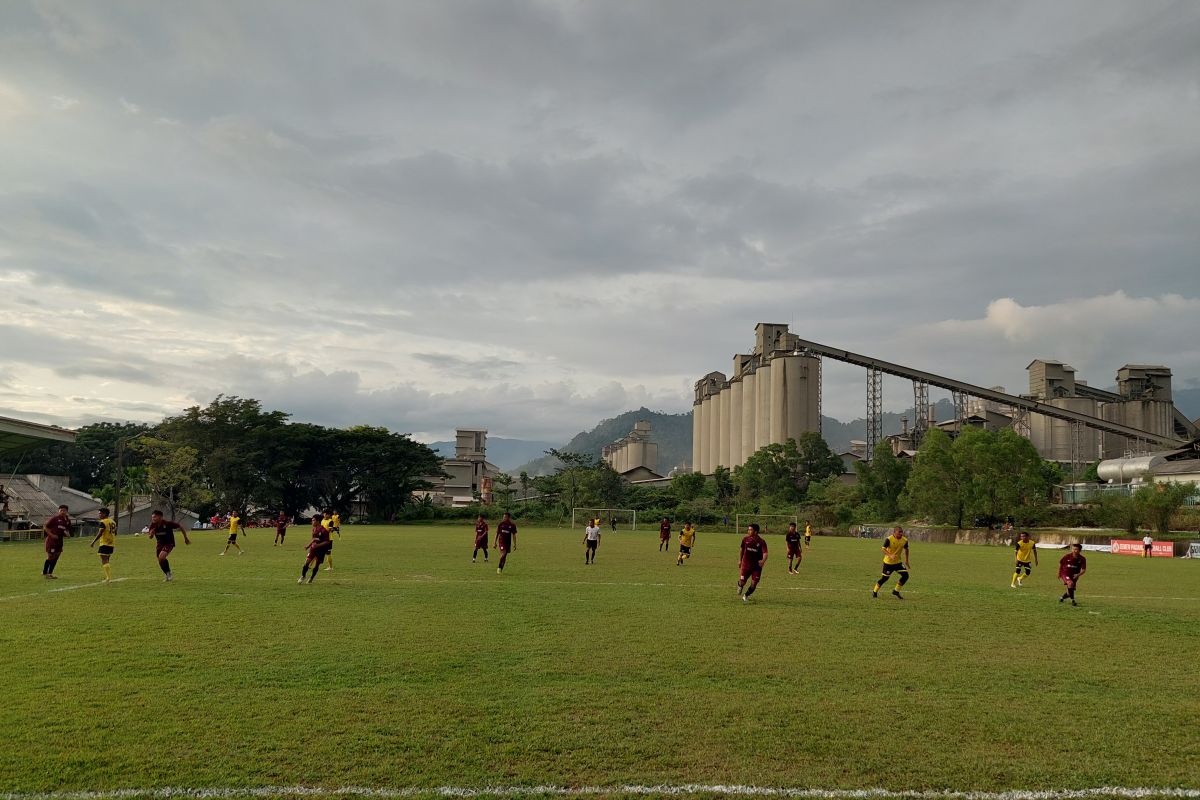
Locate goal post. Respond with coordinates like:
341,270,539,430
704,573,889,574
571,508,638,530
734,513,798,535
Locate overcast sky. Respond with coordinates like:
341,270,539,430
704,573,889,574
2,0,1198,444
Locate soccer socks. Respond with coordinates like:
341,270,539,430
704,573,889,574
1012,571,1020,586
498,553,508,571
897,571,909,587
159,559,171,575
102,563,112,581
42,559,53,575
744,579,758,598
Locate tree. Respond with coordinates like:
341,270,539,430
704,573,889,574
672,471,706,502
735,435,843,504
855,446,910,521
547,449,595,512
712,465,735,508
900,428,962,526
131,437,213,521
519,471,531,501
1093,490,1139,534
1135,482,1195,535
493,473,516,507
0,421,153,493
157,395,289,512
580,462,626,509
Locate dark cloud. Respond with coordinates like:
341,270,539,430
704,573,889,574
0,1,1197,438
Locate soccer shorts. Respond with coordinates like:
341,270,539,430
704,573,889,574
586,540,598,551
786,544,800,557
881,562,907,575
227,533,238,543
156,543,175,559
98,545,114,555
739,564,762,582
679,545,691,555
1015,559,1032,574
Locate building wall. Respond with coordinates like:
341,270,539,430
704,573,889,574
741,371,757,463
717,387,730,470
728,380,743,469
692,401,702,474
1029,397,1100,462
755,363,772,453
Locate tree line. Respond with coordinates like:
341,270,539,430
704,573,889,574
0,396,443,522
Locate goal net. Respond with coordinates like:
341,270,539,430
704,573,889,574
734,513,798,535
571,508,638,530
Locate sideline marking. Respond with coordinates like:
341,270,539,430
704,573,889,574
1,785,1198,800
0,577,131,602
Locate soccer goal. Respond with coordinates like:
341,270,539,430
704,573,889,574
734,513,798,535
571,508,638,530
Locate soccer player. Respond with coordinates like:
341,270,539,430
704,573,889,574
147,510,190,582
872,526,910,600
321,510,335,571
610,517,617,532
89,507,117,583
659,517,671,552
1142,534,1153,558
583,519,601,564
495,512,517,574
274,512,289,546
299,515,332,583
737,523,768,601
677,521,696,566
1011,531,1038,588
1059,543,1087,606
473,515,489,562
785,522,803,574
42,504,71,579
804,520,813,547
221,510,244,555
331,511,342,538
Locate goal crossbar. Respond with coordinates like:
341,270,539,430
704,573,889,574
571,508,638,530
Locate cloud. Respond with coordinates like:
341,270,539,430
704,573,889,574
0,1,1197,440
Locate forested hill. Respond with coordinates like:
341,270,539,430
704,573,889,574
514,399,960,476
515,409,694,476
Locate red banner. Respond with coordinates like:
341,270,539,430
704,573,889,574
1110,539,1173,557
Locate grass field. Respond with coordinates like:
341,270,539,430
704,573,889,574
1,525,1198,799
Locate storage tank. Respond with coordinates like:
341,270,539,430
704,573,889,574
755,363,772,451
717,387,730,469
707,390,720,474
626,439,645,472
741,370,757,462
697,396,711,474
692,400,702,474
728,380,743,469
1096,454,1166,484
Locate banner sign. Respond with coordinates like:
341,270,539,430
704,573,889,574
1110,539,1173,557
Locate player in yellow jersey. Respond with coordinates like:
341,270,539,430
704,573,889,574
1011,531,1038,588
804,520,813,547
872,526,910,600
331,511,342,538
88,507,118,583
221,511,244,555
321,510,335,570
676,521,697,565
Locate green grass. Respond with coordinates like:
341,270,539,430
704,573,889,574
1,525,1198,798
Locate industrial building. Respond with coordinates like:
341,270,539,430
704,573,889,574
691,328,1197,476
692,323,821,474
602,420,664,481
418,428,501,506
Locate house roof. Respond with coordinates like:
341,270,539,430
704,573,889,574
0,416,76,455
1,476,63,520
1151,459,1200,476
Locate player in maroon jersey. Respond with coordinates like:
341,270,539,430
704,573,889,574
472,514,490,563
274,512,289,546
42,505,71,579
784,522,803,574
737,523,768,601
299,515,332,583
659,517,671,552
146,510,190,582
495,512,517,574
1058,543,1087,606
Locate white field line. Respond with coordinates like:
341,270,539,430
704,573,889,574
1,785,1198,800
0,577,131,602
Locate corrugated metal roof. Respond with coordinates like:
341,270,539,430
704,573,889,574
1152,459,1200,476
1,476,63,521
